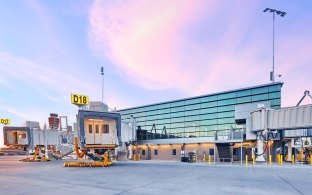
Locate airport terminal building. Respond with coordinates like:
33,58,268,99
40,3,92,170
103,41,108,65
118,82,283,161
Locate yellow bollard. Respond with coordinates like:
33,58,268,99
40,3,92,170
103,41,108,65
269,155,272,166
292,155,294,165
252,155,255,165
280,154,283,165
245,155,248,166
310,154,312,166
203,154,206,162
277,155,280,165
208,155,211,165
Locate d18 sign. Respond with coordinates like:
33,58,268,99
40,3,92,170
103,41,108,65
71,94,89,105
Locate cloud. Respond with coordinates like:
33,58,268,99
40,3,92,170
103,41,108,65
88,0,312,110
88,0,219,91
0,52,97,100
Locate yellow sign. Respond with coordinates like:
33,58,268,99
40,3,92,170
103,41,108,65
0,118,10,125
71,94,89,105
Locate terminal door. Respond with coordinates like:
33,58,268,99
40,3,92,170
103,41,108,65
86,120,102,145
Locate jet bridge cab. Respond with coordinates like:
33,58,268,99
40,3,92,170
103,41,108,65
3,127,31,147
77,110,121,150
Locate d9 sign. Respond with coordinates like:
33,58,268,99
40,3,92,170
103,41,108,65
71,94,89,105
0,118,10,125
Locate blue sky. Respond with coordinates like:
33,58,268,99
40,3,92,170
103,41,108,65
1,0,312,146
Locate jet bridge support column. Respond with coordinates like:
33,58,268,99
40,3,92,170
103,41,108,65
256,137,265,162
287,139,293,162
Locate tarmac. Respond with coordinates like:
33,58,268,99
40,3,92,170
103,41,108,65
0,156,312,195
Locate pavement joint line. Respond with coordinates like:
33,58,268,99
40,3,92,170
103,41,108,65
274,172,304,195
115,169,193,195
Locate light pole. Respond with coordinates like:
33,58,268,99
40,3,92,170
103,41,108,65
101,67,104,103
263,8,286,82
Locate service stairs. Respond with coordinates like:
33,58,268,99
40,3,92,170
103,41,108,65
216,143,232,162
86,153,103,161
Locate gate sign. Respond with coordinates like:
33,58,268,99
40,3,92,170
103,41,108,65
71,94,89,105
0,118,10,125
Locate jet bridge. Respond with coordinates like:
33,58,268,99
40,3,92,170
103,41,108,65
251,104,312,131
250,104,312,162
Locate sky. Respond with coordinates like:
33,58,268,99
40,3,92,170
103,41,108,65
0,0,312,146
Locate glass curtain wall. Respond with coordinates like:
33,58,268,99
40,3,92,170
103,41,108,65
118,83,282,140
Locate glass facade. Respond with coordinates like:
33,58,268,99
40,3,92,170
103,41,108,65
118,83,282,140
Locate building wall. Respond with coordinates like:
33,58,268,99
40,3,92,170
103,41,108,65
136,143,217,161
118,83,282,141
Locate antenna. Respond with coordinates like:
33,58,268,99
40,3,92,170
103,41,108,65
101,67,104,103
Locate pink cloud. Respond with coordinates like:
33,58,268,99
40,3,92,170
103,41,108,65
88,0,220,91
88,0,312,109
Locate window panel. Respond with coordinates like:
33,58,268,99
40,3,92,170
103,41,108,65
201,95,218,102
157,108,171,114
218,98,236,106
95,125,99,134
171,122,185,128
145,115,157,121
218,105,234,112
201,107,217,114
171,117,184,123
137,112,145,117
217,111,234,118
184,115,200,121
185,98,200,105
157,118,171,124
269,84,281,92
102,124,109,133
185,121,199,127
171,106,184,112
88,124,92,133
146,120,156,126
269,92,281,99
218,118,235,124
200,113,217,120
136,116,146,122
185,109,200,116
185,104,201,110
157,113,171,119
199,125,217,132
252,94,269,101
252,87,268,95
218,92,236,100
270,99,281,107
236,89,251,97
170,101,185,107
171,112,184,118
237,96,251,104
201,101,218,108
157,103,171,109
200,119,217,126
137,107,145,112
145,110,157,116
